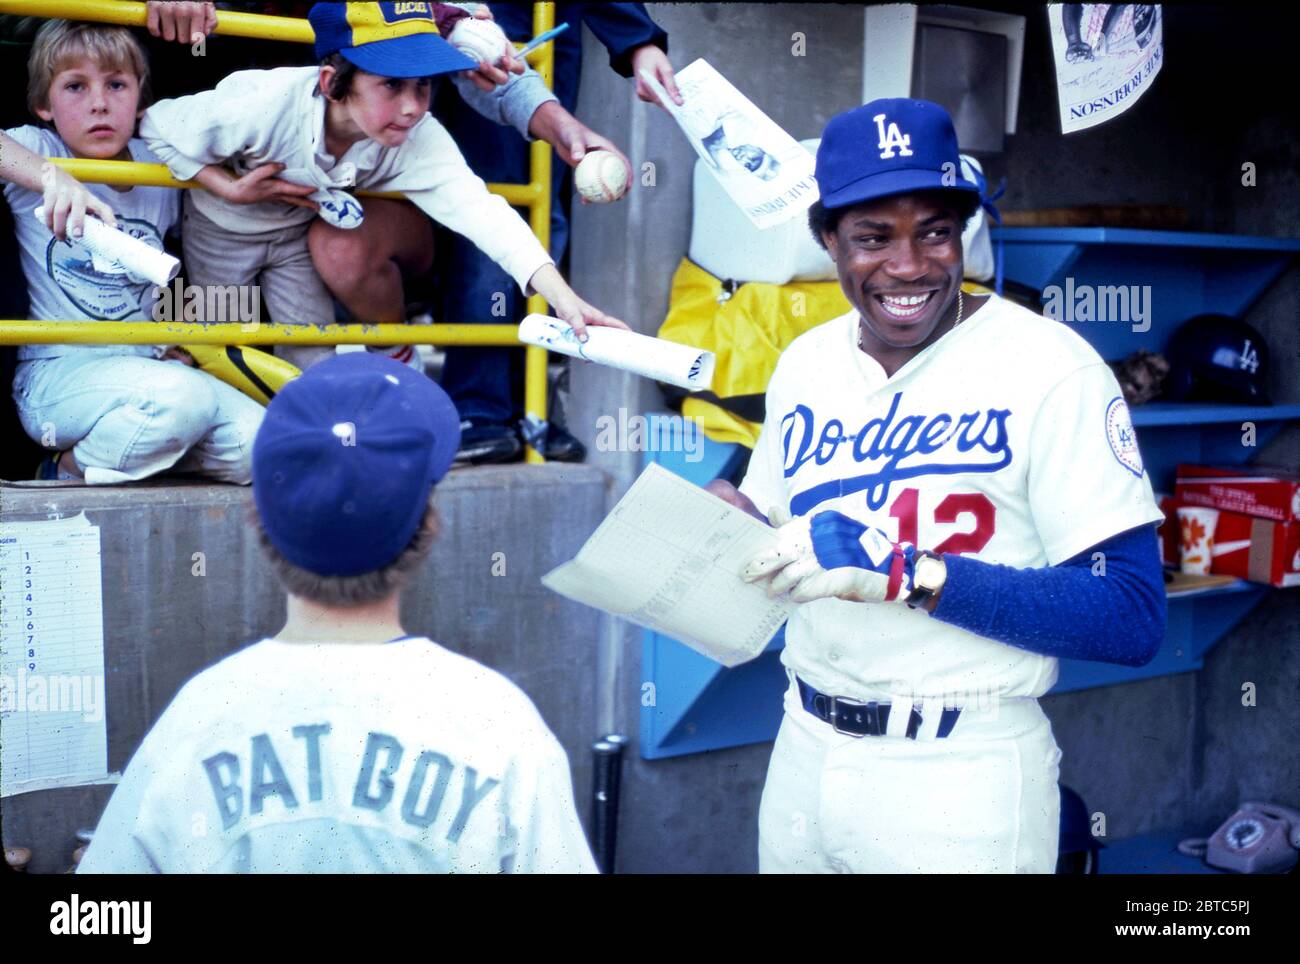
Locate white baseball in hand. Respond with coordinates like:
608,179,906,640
574,150,630,203
448,17,510,64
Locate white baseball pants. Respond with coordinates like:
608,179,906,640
758,681,1062,873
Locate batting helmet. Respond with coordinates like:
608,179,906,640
1162,314,1271,405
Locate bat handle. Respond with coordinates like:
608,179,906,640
591,734,628,874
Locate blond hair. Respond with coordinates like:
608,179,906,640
249,501,441,607
27,20,151,119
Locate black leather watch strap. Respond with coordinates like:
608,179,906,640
905,550,942,610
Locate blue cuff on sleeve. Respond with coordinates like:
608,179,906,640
931,525,1167,666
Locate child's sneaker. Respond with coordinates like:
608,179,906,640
365,344,425,372
35,452,81,482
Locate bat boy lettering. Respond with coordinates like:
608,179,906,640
202,726,500,839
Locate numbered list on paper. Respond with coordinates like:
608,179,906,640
0,514,109,796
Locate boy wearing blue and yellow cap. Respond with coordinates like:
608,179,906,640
141,2,628,372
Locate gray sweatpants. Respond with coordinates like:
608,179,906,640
180,194,336,372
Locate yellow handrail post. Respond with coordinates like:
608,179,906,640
523,2,556,464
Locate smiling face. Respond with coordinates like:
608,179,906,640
35,56,141,160
321,67,432,150
822,190,968,354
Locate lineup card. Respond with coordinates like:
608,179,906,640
0,513,110,797
543,464,793,667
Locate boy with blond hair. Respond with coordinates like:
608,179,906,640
1,19,263,484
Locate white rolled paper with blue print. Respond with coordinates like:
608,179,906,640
35,207,180,287
518,314,715,391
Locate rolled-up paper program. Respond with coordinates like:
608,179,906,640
34,207,180,286
518,314,714,391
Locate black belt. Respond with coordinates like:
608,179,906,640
796,676,961,739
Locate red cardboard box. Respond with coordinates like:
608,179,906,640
1176,464,1300,523
1209,509,1300,588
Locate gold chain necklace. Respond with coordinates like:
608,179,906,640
859,288,964,352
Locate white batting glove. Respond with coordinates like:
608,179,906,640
741,510,917,604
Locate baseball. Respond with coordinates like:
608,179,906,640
447,17,510,65
574,150,630,203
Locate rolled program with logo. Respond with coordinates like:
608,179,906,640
35,207,180,287
1177,506,1220,576
518,314,715,391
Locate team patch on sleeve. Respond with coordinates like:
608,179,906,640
1105,396,1143,477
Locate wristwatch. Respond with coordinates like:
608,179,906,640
905,550,947,610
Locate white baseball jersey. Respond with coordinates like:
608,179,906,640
78,637,596,873
740,294,1163,703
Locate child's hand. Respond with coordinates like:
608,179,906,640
552,292,631,343
40,163,117,241
146,1,217,45
464,58,523,92
219,163,319,210
526,264,630,342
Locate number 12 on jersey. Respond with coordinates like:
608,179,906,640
888,487,996,555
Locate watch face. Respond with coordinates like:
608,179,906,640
915,555,945,591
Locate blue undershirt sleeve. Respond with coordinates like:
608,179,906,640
930,524,1167,666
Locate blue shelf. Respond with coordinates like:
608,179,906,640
992,227,1300,252
997,228,1297,695
990,227,1300,361
1130,403,1300,427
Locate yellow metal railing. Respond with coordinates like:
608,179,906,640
0,0,557,462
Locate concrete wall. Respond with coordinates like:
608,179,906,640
0,466,606,874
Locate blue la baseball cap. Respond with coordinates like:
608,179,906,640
308,2,478,78
815,98,979,210
252,352,461,578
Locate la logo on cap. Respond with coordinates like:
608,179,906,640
873,113,913,160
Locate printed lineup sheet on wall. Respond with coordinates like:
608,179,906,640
1048,4,1163,133
0,513,110,796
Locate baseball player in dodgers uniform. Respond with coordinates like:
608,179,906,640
80,353,595,873
709,100,1168,873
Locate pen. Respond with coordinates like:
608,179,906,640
513,22,570,61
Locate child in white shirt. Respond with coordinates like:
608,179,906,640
140,1,627,373
1,19,263,484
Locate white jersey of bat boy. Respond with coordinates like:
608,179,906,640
80,637,597,873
